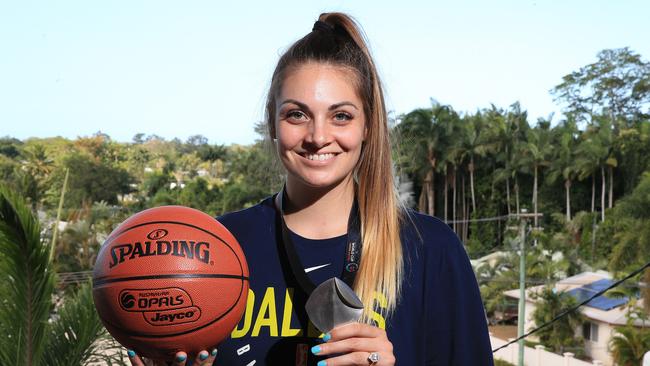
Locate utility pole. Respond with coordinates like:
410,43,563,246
517,212,527,366
512,209,543,366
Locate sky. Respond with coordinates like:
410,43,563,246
1,1,649,145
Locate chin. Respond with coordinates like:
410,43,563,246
292,173,352,191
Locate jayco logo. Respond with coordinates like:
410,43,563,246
108,235,211,268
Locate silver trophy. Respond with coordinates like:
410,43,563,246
305,278,364,333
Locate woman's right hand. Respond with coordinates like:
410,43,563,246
127,348,218,366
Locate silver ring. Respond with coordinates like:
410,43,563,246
368,352,380,364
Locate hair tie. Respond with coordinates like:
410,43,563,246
312,20,334,33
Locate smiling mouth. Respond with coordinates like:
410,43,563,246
299,152,337,161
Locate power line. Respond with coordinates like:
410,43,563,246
444,214,513,224
491,259,650,353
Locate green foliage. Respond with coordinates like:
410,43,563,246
42,283,108,366
552,47,650,124
609,326,650,366
46,153,132,208
0,136,22,158
0,185,107,365
531,287,585,355
0,186,55,364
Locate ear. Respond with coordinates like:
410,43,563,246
363,124,368,141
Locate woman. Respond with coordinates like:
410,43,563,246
129,12,493,366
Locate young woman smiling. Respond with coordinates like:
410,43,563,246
128,12,493,366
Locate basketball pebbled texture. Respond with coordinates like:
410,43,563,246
92,205,249,360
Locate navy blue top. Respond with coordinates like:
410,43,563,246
213,196,493,365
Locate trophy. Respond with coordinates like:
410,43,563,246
305,278,364,333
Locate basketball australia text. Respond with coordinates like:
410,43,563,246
109,241,210,268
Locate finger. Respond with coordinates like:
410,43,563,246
127,350,145,366
171,352,188,366
320,351,394,366
312,337,380,356
193,348,218,366
328,323,384,342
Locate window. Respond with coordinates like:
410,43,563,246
582,321,599,342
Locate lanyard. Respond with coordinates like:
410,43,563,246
276,187,362,295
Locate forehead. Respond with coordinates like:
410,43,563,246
278,63,361,104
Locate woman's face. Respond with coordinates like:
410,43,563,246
274,63,366,190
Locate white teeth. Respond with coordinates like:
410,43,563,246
306,153,334,161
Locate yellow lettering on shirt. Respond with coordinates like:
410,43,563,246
370,291,387,330
231,289,256,338
252,287,278,337
281,288,302,337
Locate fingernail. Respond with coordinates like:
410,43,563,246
199,351,209,360
317,361,327,366
127,349,136,358
322,333,331,342
211,348,218,356
176,354,187,362
311,345,321,355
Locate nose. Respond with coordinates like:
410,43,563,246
305,116,330,148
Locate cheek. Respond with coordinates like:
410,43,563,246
276,127,301,152
335,127,365,151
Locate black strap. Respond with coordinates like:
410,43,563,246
276,187,362,295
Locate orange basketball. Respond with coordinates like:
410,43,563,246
92,206,249,360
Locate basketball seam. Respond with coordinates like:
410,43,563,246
92,273,250,287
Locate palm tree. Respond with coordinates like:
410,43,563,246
492,103,529,216
436,106,463,231
461,112,495,214
547,118,580,221
609,326,650,366
531,286,585,354
576,118,616,222
395,108,441,216
519,119,554,227
0,185,119,365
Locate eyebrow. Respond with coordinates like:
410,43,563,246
279,99,359,111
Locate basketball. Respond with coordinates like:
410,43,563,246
92,206,249,360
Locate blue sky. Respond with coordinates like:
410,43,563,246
1,1,649,145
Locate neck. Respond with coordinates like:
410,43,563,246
278,175,355,239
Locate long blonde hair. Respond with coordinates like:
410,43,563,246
265,13,403,320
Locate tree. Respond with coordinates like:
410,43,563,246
609,326,650,366
0,186,112,365
394,108,440,215
552,48,650,128
492,103,529,216
530,287,585,354
46,153,133,208
519,119,554,227
546,118,580,221
461,112,494,214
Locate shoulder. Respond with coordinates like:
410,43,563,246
217,195,276,235
399,209,472,278
400,209,463,255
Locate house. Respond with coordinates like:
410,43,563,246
503,271,648,366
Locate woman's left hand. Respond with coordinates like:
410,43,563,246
312,322,395,366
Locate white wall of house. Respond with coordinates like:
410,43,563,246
583,321,615,366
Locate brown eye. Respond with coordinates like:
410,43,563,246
287,110,307,121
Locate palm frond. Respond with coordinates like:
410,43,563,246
42,281,109,366
0,185,56,365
